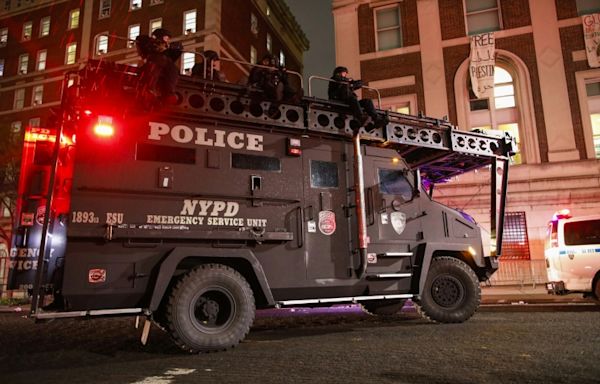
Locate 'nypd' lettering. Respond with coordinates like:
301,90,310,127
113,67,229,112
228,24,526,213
148,122,263,151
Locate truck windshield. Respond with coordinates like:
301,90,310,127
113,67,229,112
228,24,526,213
564,220,600,246
378,169,413,201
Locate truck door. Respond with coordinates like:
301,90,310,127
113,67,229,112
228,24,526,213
302,144,351,280
362,148,423,252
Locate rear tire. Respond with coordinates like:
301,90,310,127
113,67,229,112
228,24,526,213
593,277,600,304
414,256,480,323
166,264,255,353
361,299,406,316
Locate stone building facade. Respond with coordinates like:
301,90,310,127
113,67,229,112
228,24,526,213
333,0,600,283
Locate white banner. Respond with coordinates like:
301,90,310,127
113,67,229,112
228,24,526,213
469,32,495,99
583,13,600,68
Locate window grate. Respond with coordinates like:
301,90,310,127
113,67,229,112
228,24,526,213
500,211,531,260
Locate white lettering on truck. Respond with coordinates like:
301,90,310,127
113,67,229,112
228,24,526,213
148,122,263,151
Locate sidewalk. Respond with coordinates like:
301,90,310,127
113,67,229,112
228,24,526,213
480,284,593,304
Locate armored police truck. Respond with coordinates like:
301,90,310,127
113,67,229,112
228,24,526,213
8,60,514,352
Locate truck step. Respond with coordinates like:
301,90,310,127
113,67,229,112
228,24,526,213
366,273,412,280
277,293,413,306
378,252,413,258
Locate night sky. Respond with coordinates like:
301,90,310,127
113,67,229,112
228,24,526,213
284,0,335,98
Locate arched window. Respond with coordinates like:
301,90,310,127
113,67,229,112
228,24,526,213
468,65,522,164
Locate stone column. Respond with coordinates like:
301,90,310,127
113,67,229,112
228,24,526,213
416,0,449,119
204,0,223,53
530,0,580,162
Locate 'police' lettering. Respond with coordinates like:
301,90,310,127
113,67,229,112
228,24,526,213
148,122,263,151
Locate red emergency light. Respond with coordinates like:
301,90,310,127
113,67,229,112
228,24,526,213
552,209,571,221
287,137,302,157
93,115,115,138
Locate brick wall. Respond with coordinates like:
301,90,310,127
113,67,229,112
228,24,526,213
500,0,531,29
560,25,590,159
555,0,578,20
358,0,419,54
360,52,425,113
439,0,465,40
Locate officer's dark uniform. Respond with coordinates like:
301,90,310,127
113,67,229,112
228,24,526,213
135,35,179,108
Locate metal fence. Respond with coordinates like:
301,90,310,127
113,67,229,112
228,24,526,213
488,259,548,287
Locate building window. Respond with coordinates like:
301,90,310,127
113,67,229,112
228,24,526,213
36,50,47,71
11,121,22,133
0,58,4,76
250,13,259,35
65,42,77,64
14,88,25,109
128,25,140,48
279,50,285,67
130,0,141,11
469,65,522,164
576,0,600,15
18,54,28,74
181,52,194,75
266,5,271,17
266,33,272,53
22,21,32,41
250,45,257,65
0,27,7,47
96,34,108,55
150,18,162,34
32,85,43,105
29,117,40,127
465,0,501,35
375,5,402,51
149,0,163,5
585,81,600,158
183,9,196,34
40,16,50,37
69,9,80,29
99,0,111,19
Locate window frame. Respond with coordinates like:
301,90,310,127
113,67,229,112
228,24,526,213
374,4,402,52
181,52,195,75
0,58,4,77
149,18,162,35
576,0,600,16
95,33,109,55
36,49,47,71
65,42,77,65
266,33,272,53
14,88,25,109
29,117,41,127
130,0,142,11
11,121,22,133
22,21,32,41
128,24,140,48
18,53,29,74
183,9,197,34
32,85,43,106
0,27,7,47
250,45,257,65
250,13,259,35
99,0,111,19
40,16,50,37
68,9,80,30
464,0,502,36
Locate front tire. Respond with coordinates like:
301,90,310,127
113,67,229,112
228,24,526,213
414,256,480,323
166,264,255,353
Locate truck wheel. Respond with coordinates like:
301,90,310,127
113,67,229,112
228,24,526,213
414,256,480,323
594,278,600,304
361,299,406,316
165,264,255,353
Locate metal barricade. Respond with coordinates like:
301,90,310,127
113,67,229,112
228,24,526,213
488,259,548,288
308,75,382,108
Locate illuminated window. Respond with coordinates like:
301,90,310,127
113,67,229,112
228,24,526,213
18,54,28,74
586,82,600,158
96,34,108,55
150,18,162,34
250,45,257,65
576,0,600,15
40,17,50,37
69,9,80,29
494,67,515,109
0,27,7,47
465,0,501,35
11,121,22,133
279,51,285,67
65,42,77,64
99,0,111,19
0,59,4,76
183,9,196,34
375,5,402,51
22,21,32,41
181,52,195,75
32,85,43,105
266,6,271,17
130,0,141,10
498,123,521,164
128,24,140,48
14,88,25,109
251,13,258,35
36,50,47,71
266,33,272,53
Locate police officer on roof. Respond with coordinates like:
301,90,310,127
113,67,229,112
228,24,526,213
151,28,183,63
135,34,179,109
191,50,228,82
328,66,387,130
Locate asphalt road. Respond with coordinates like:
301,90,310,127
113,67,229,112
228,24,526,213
0,305,599,384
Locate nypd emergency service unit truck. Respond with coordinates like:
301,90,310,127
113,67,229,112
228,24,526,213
8,60,514,352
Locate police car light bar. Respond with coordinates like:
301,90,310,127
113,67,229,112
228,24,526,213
552,209,571,221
